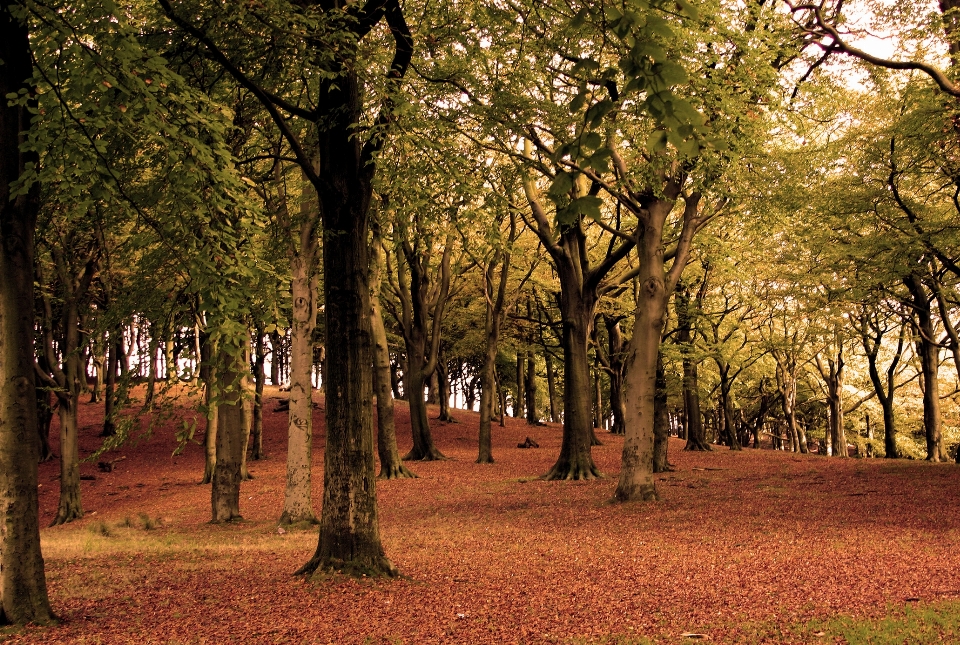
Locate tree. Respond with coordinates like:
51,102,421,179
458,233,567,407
0,1,55,625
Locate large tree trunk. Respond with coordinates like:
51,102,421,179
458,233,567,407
211,343,245,522
298,54,396,577
0,6,53,621
543,312,600,480
616,198,679,502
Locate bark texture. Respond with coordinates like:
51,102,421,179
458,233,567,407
211,344,245,523
0,3,55,623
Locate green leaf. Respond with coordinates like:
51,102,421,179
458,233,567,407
675,0,699,20
548,171,574,198
645,15,675,39
657,60,688,86
585,147,613,172
569,7,589,29
569,92,588,113
571,195,604,221
582,131,603,152
647,130,668,153
585,99,614,128
678,137,700,157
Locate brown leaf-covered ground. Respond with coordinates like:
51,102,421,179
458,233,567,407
7,386,960,644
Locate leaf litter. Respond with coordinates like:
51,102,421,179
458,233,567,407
11,386,960,644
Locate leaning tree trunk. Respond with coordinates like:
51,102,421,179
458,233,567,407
211,342,245,523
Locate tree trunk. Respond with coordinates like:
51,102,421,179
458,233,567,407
678,284,709,452
269,330,281,385
437,350,454,422
616,198,678,502
822,348,847,458
369,230,415,479
653,352,670,473
545,352,558,423
718,365,741,450
543,314,600,480
90,331,105,403
211,343,244,523
514,349,524,418
297,56,396,577
280,254,319,525
905,274,944,461
250,330,266,460
199,331,217,484
36,387,54,463
606,318,626,436
101,331,119,437
0,5,54,620
524,350,537,424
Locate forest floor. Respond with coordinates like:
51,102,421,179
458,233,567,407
4,385,960,644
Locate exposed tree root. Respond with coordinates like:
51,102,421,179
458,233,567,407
295,555,399,580
278,511,319,527
612,482,659,502
377,462,418,479
541,461,602,481
403,447,447,461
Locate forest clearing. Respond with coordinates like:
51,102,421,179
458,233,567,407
6,0,960,641
3,387,959,645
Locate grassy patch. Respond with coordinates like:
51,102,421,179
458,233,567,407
806,600,960,644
